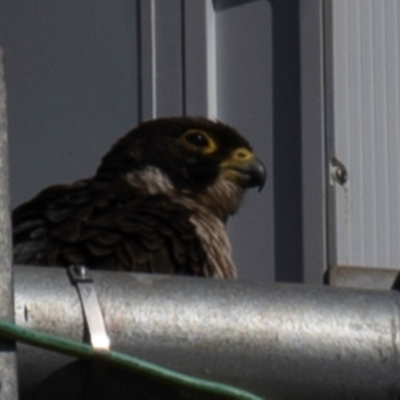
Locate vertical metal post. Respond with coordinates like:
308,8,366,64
0,47,19,399
138,0,184,122
299,0,327,284
183,0,217,118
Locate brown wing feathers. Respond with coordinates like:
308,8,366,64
13,182,207,275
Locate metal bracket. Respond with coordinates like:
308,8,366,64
328,264,400,291
68,265,110,353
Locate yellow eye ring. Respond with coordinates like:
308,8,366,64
181,130,217,154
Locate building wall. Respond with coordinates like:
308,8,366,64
326,0,400,275
4,0,396,285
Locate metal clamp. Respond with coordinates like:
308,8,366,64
68,265,110,353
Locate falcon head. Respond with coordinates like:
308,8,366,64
96,117,266,221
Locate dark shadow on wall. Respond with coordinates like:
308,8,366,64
270,0,302,282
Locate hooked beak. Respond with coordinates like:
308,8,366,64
220,148,266,191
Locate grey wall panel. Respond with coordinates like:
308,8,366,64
184,0,275,282
327,0,400,270
183,0,274,282
0,1,139,208
214,0,274,282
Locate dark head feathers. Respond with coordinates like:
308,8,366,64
96,117,260,191
99,117,251,164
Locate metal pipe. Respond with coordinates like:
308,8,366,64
14,265,400,399
0,47,19,400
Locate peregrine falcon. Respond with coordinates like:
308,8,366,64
12,117,266,279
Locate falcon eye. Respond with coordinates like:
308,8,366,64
181,130,217,154
184,131,209,147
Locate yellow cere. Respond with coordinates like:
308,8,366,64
220,148,255,168
231,148,254,162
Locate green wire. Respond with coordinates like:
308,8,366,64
0,318,265,400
